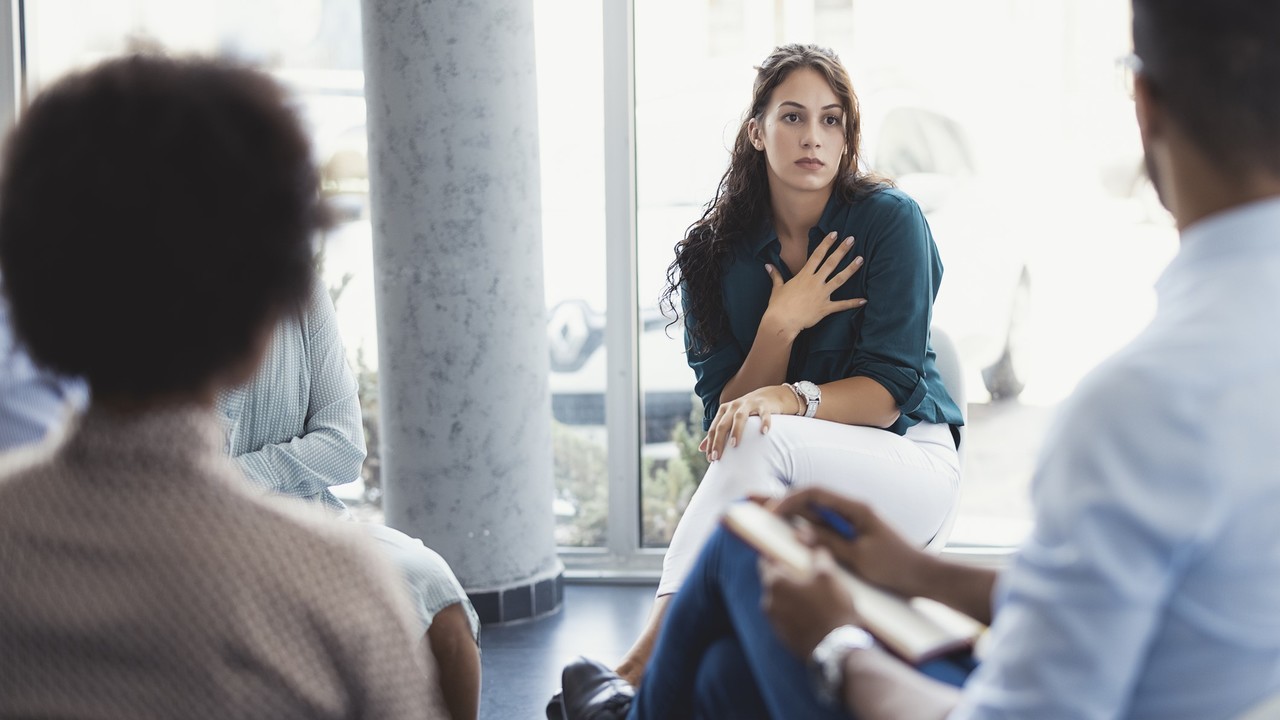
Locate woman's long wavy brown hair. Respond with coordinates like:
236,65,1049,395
660,43,888,354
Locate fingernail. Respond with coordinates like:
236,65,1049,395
854,256,863,264
827,231,837,239
710,451,719,462
844,237,854,246
730,437,737,448
858,299,868,306
762,425,770,435
764,263,774,273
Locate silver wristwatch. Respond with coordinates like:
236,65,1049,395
791,380,821,418
809,624,875,705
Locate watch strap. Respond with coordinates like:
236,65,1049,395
809,624,875,706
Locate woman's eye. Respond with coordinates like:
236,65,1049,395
824,115,842,126
783,112,800,123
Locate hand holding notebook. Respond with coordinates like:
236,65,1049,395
728,500,985,665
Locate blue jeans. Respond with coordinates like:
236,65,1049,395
631,527,973,720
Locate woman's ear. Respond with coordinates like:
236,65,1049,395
747,118,764,151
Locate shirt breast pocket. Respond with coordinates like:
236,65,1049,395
808,305,864,353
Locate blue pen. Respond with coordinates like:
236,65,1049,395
809,503,857,540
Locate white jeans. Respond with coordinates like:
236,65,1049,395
657,415,960,597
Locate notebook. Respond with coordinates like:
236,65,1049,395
723,501,984,665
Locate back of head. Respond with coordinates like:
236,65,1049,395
1133,0,1280,177
0,54,321,400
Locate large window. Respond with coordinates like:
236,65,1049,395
22,0,616,541
20,0,1177,568
631,0,1176,551
22,0,385,511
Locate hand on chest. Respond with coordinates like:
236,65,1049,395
775,232,868,301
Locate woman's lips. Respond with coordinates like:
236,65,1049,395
795,158,825,170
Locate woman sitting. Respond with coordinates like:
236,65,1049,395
615,42,965,687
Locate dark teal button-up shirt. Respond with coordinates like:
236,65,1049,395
686,186,964,436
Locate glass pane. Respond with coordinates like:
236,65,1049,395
534,0,610,548
635,0,734,547
26,1,613,547
23,0,386,518
635,0,1176,548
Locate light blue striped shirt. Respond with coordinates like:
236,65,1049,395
215,281,365,514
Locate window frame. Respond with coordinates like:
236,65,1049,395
557,0,668,577
559,0,1012,578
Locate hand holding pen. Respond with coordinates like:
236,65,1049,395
773,487,933,599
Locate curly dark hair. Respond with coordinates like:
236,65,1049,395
0,54,324,399
660,43,887,353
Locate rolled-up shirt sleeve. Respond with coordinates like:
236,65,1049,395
849,196,935,415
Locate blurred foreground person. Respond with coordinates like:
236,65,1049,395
0,55,439,718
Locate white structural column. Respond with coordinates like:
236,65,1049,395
360,0,562,623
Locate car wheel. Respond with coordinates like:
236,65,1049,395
982,269,1030,401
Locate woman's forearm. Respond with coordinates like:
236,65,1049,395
720,341,904,430
720,313,799,404
812,376,901,429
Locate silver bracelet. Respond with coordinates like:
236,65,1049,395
783,382,805,415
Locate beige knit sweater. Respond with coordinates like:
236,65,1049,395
0,403,441,718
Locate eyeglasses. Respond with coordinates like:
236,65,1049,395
1116,53,1145,99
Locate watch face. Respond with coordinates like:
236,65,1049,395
797,380,820,400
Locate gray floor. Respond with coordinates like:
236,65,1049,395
480,583,655,720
